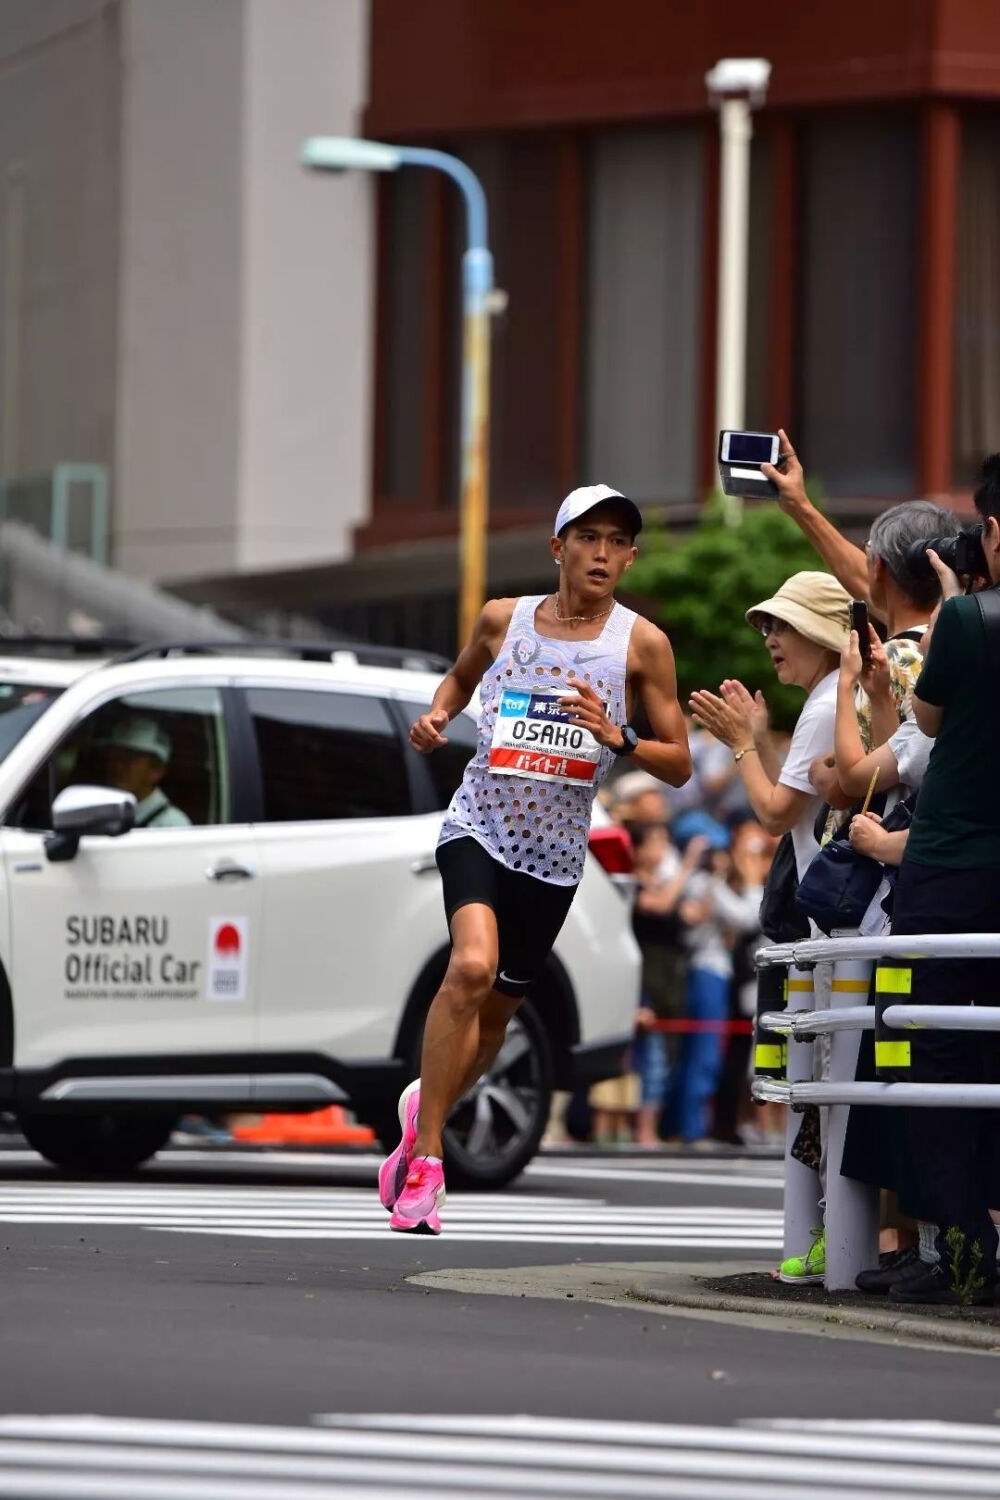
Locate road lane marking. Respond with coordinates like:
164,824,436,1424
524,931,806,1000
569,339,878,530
0,1414,994,1499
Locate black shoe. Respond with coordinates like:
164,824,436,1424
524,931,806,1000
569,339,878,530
890,1262,996,1307
855,1246,921,1295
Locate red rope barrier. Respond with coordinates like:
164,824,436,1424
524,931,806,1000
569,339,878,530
646,1018,753,1035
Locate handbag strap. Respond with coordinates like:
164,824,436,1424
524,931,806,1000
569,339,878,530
891,626,927,642
974,586,1000,684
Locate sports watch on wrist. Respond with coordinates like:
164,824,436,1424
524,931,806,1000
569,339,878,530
611,726,639,757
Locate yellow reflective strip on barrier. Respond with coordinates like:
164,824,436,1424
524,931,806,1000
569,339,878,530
831,978,871,992
875,967,912,995
755,1045,785,1070
786,979,814,992
875,1039,912,1068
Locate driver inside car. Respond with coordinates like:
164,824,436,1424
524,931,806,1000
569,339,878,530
91,716,191,829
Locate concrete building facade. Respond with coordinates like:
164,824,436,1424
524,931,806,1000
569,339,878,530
0,0,373,584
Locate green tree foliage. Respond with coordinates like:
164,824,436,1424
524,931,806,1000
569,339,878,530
628,495,832,731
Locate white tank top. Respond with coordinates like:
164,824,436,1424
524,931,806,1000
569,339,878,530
439,594,638,886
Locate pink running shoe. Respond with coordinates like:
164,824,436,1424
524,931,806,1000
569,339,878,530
378,1079,421,1211
389,1156,446,1235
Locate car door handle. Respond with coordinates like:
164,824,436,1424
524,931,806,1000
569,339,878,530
411,855,438,875
206,861,256,882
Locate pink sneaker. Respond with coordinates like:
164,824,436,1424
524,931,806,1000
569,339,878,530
378,1080,421,1211
389,1156,446,1235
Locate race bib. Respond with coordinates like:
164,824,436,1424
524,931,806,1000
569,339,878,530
489,689,602,785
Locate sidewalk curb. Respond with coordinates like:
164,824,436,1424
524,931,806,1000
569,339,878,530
628,1274,1000,1352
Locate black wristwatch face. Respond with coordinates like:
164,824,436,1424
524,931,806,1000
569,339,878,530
616,726,639,756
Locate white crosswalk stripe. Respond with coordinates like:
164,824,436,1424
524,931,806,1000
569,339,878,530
0,1413,994,1498
0,1146,787,1193
0,1182,781,1246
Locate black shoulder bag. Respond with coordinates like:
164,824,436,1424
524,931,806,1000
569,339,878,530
759,831,810,943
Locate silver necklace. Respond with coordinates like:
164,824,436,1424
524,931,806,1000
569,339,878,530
552,592,614,626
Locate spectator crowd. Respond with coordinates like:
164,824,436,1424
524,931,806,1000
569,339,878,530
566,430,1000,1310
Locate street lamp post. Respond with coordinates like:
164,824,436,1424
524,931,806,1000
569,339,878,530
704,59,771,443
302,137,495,644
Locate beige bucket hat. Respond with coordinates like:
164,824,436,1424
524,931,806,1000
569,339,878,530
746,571,852,655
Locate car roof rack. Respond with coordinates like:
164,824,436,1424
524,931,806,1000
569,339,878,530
0,634,140,657
118,639,451,672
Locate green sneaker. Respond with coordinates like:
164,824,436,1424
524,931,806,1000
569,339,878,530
779,1227,825,1284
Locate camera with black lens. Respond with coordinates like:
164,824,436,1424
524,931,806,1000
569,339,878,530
905,524,988,582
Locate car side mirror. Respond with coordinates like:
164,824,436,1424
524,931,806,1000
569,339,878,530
45,785,137,863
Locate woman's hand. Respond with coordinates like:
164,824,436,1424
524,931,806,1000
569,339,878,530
840,630,864,690
689,688,753,751
841,626,890,700
859,628,891,702
720,679,769,743
849,810,885,860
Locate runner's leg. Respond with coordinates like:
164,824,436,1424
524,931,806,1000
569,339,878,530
449,989,522,1104
412,901,498,1161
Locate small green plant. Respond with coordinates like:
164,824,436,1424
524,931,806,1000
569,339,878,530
944,1225,986,1308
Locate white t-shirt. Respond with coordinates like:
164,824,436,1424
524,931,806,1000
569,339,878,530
777,669,838,880
888,716,933,794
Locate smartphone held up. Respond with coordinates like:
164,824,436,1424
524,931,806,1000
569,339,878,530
718,430,783,499
850,600,872,668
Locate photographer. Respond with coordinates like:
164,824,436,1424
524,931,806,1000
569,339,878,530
883,454,1000,1307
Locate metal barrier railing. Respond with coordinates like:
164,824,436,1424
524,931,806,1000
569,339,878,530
751,932,1000,1290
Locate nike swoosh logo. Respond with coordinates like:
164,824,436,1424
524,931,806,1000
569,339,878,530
572,651,602,666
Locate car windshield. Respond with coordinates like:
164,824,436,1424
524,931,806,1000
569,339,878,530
0,682,63,764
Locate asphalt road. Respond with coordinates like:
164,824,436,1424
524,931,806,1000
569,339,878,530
0,1142,997,1498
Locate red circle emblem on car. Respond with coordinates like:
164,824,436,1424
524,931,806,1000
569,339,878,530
214,923,241,957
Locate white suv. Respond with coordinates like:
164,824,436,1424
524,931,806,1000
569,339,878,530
0,641,639,1187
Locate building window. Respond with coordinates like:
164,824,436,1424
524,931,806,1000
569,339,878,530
378,170,435,502
796,114,918,497
377,134,570,516
441,135,566,510
582,127,704,504
954,116,1000,488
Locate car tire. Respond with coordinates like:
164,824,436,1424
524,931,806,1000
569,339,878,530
18,1111,177,1175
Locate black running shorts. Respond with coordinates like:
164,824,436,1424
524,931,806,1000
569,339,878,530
435,836,578,999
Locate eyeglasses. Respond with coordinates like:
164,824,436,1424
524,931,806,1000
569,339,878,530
754,615,790,639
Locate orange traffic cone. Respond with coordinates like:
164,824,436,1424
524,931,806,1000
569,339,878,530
232,1106,374,1146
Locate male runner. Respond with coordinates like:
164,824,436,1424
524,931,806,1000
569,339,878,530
380,484,692,1233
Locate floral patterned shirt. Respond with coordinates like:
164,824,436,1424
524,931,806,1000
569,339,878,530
822,632,926,842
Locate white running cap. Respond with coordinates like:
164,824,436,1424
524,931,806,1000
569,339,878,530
554,484,642,539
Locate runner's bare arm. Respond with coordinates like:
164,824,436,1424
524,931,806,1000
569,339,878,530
409,599,515,753
627,622,693,786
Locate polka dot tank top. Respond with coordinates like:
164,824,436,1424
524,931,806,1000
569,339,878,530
438,594,638,886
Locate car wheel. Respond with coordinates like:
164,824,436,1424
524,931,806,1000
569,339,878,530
441,999,553,1190
18,1111,177,1175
